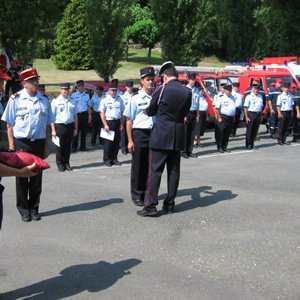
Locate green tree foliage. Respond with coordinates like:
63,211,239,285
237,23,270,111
0,0,68,65
150,0,216,65
124,4,159,63
214,0,260,62
51,0,93,70
86,0,134,80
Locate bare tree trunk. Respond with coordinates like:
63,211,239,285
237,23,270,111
147,47,152,64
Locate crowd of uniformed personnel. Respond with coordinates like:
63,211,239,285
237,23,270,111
0,62,300,223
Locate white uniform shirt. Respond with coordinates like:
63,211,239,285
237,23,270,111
244,92,264,112
215,94,236,116
277,91,294,111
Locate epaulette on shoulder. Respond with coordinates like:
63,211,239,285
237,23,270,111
10,92,19,100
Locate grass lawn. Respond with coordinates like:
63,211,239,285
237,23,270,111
34,48,228,93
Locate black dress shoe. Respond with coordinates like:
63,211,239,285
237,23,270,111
132,199,144,206
162,202,174,214
80,148,89,151
278,141,284,146
181,153,189,159
58,165,65,172
283,141,290,145
223,148,231,153
31,212,41,221
22,214,31,222
121,150,128,155
105,161,112,167
189,153,197,158
246,145,252,150
65,164,73,171
113,160,122,166
218,148,224,153
137,207,158,217
252,145,258,150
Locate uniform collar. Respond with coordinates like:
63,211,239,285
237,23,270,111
139,88,151,99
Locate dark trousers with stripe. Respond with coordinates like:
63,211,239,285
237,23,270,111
293,108,300,140
14,138,45,216
232,108,242,135
103,119,121,163
195,111,207,140
91,111,102,145
277,111,292,142
72,111,88,150
217,114,234,150
0,183,4,230
144,149,181,208
131,129,151,201
55,123,74,167
246,112,261,147
121,117,128,153
268,103,278,135
183,110,197,155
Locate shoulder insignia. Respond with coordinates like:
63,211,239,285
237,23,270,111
10,92,19,100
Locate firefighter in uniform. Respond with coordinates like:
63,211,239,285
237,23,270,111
244,83,264,150
277,82,294,145
90,86,104,146
214,84,236,153
51,83,78,171
137,61,191,217
267,78,282,138
1,68,54,222
100,83,125,167
231,82,243,137
182,72,199,158
72,80,91,152
124,67,155,206
121,81,134,155
292,84,300,143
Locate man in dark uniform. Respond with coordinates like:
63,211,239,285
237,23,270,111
137,61,192,217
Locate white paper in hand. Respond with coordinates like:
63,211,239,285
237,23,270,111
100,128,115,141
52,136,60,147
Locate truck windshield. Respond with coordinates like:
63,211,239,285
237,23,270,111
266,76,294,88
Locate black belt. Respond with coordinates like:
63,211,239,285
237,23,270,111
248,111,261,114
16,138,45,142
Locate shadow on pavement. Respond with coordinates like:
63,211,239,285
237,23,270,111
0,258,142,300
41,198,123,217
159,186,237,212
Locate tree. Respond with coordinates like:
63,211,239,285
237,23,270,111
0,0,69,65
150,0,216,65
86,0,134,80
124,4,159,64
51,0,93,70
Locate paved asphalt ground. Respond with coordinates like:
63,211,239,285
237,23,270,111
0,126,299,300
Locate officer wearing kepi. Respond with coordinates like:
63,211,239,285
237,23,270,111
214,84,236,153
243,83,265,150
100,83,125,167
124,67,155,206
51,83,78,171
1,68,54,222
72,80,91,152
277,82,294,145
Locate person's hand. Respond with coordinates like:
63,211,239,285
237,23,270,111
104,124,109,132
270,109,275,115
218,116,222,123
278,112,282,119
19,163,39,177
73,128,78,137
51,130,57,137
119,124,123,131
246,117,250,124
128,141,135,153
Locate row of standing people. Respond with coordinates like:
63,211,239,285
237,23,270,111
0,62,192,221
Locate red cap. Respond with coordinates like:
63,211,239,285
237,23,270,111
270,82,276,87
253,76,261,81
275,78,282,83
290,82,297,88
0,70,12,81
20,68,39,81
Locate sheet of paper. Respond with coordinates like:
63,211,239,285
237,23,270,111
100,128,115,141
52,136,60,147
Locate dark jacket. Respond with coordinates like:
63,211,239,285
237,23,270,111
146,79,192,151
